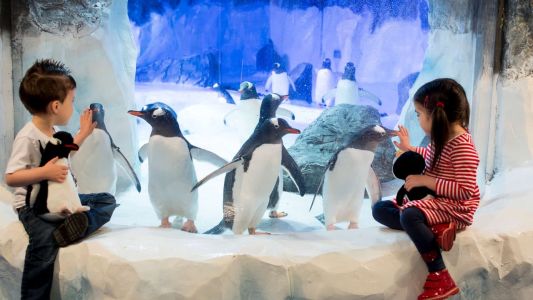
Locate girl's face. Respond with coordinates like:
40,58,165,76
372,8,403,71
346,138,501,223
414,102,432,136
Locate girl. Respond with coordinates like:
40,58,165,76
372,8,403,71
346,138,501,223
372,78,480,300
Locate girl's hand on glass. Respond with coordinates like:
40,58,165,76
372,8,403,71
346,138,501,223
393,125,413,152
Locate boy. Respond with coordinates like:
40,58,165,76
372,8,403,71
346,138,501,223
4,59,118,300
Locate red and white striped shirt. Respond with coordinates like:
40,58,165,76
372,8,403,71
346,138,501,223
400,132,480,229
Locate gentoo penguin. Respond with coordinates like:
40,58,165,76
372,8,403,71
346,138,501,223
32,131,87,221
223,82,295,141
322,62,382,107
70,103,141,195
213,83,236,104
191,118,306,235
265,62,296,97
310,125,395,230
314,58,336,107
128,102,227,232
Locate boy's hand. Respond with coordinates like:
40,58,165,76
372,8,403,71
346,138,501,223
74,108,97,146
43,157,69,183
393,125,415,152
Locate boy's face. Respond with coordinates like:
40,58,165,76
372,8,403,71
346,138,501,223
414,102,432,136
54,89,75,126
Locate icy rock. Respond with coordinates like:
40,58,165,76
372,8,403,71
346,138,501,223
501,0,533,81
395,72,419,114
289,63,314,104
283,104,395,193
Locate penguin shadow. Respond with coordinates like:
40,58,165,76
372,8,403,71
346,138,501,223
256,217,322,234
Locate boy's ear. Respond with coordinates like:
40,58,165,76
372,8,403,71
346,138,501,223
48,100,61,114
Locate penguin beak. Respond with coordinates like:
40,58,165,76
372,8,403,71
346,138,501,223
128,110,144,117
284,127,300,134
385,128,397,137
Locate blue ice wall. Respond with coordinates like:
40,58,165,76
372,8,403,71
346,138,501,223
128,0,428,112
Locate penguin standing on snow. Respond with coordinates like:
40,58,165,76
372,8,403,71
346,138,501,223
314,58,336,107
310,125,395,230
191,118,306,235
223,82,295,141
322,62,382,108
70,103,141,195
265,63,296,97
32,131,87,221
128,102,227,232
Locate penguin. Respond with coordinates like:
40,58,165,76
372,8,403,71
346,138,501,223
309,125,395,230
213,83,236,104
223,82,295,141
32,131,87,221
191,118,306,235
128,102,227,232
322,62,382,108
70,103,141,195
265,62,296,97
314,58,336,107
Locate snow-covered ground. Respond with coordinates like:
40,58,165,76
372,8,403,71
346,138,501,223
2,84,532,299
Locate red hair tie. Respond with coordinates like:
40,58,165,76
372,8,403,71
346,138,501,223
436,101,445,108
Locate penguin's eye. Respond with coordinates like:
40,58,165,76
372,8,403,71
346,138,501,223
274,124,280,129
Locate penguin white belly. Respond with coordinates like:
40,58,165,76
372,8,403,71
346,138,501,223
335,79,359,105
323,149,374,225
272,73,290,96
42,158,83,221
315,69,335,104
71,129,117,194
232,100,261,140
147,136,197,220
231,144,281,234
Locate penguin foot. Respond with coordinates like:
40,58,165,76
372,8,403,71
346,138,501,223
269,210,288,218
181,220,198,233
348,222,359,230
248,228,271,235
326,224,337,231
159,218,172,228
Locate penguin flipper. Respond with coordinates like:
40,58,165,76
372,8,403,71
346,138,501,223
138,143,149,163
112,146,142,192
276,107,295,120
365,167,382,206
358,88,382,106
315,213,326,225
191,158,243,192
204,219,226,234
281,146,306,196
190,146,228,167
223,90,236,105
309,167,327,211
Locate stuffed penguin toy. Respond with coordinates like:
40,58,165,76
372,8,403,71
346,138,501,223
32,131,85,221
393,151,435,206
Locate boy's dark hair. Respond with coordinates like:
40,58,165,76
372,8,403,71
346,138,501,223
19,59,77,115
413,78,470,170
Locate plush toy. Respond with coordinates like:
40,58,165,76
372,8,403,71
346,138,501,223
393,151,435,206
32,131,87,221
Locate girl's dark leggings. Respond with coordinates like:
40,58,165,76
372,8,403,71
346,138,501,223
372,200,445,272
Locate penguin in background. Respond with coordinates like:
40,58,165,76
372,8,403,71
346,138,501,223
32,131,88,221
70,103,141,195
265,62,296,98
314,58,336,107
212,83,236,104
128,102,227,232
321,62,382,108
191,118,306,235
309,125,395,230
223,82,295,141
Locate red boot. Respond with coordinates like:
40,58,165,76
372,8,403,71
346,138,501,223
418,269,459,300
431,222,456,251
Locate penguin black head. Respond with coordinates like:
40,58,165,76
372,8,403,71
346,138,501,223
128,102,181,137
322,58,331,69
259,93,284,122
41,131,79,162
89,103,106,129
257,118,300,142
273,62,285,74
347,125,396,152
239,81,259,100
342,62,356,81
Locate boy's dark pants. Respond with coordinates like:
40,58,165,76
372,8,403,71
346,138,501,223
18,193,117,300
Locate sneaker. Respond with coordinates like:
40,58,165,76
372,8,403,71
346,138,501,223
53,213,88,247
418,269,460,300
431,222,456,251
